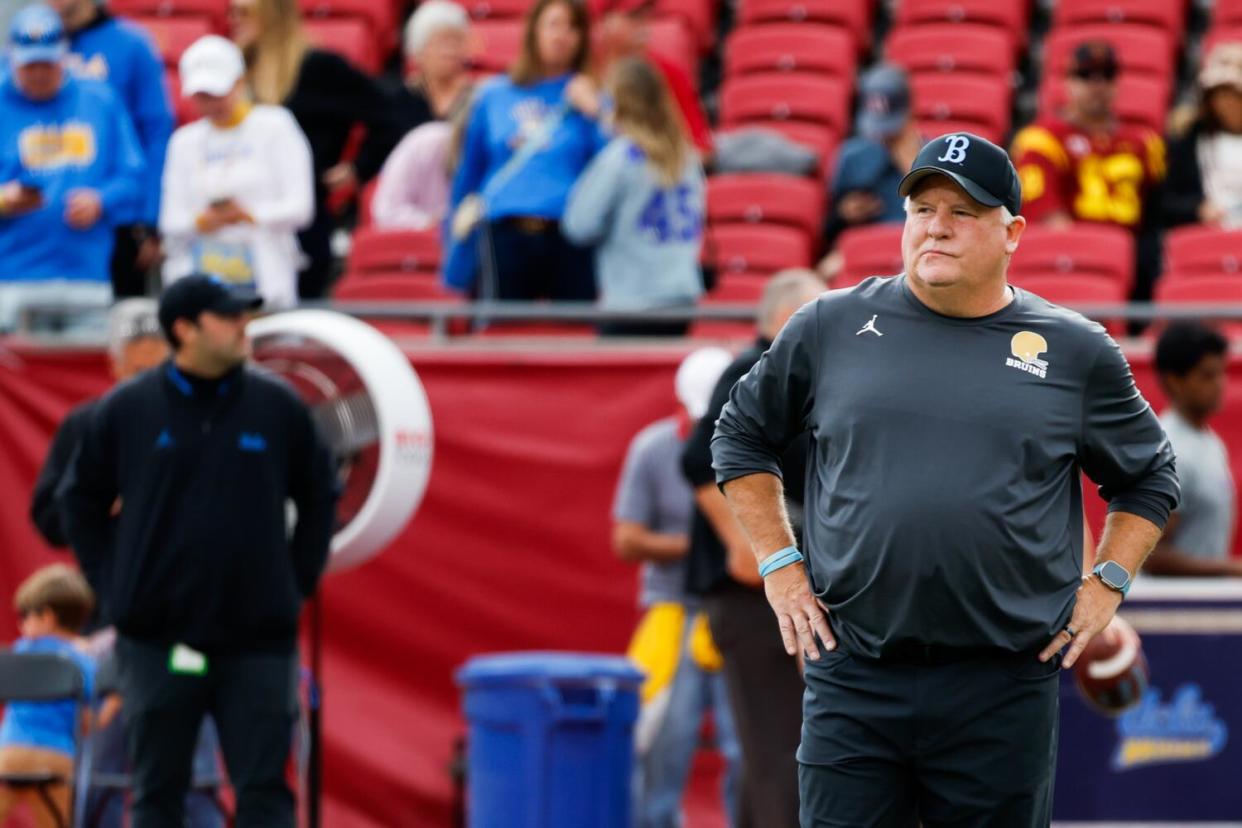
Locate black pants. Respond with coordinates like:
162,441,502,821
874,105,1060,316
110,225,148,298
116,636,299,828
798,648,1060,828
482,218,596,302
705,582,804,828
297,205,335,300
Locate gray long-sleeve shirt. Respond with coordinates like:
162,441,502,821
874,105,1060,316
562,137,704,310
712,275,1179,659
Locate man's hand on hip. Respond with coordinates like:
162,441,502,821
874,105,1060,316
765,563,836,661
1039,575,1123,668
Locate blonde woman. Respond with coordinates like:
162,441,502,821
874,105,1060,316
563,57,705,335
229,0,400,298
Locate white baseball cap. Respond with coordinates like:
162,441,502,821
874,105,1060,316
675,347,734,420
179,34,245,98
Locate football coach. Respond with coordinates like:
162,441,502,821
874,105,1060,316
711,133,1180,826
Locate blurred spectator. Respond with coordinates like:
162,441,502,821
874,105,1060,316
448,0,607,300
564,57,704,335
1165,43,1242,229
0,4,144,333
30,298,167,553
615,346,741,828
1011,41,1164,299
160,36,314,310
595,0,712,155
818,64,924,279
390,0,473,135
371,96,471,230
59,275,338,828
0,564,95,828
1147,322,1239,576
681,269,823,828
53,0,175,298
230,0,401,299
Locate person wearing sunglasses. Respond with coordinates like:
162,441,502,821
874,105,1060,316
1011,41,1165,301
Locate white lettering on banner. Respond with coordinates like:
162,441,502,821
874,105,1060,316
937,135,971,164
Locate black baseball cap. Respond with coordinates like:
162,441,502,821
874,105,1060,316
1069,41,1119,79
158,274,262,337
898,131,1022,216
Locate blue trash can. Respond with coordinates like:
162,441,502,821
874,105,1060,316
457,652,644,828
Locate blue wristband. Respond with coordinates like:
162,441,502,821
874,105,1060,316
758,546,803,578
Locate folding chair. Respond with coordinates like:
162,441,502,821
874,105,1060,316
0,651,94,828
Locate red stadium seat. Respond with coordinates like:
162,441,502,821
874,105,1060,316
130,15,213,66
1156,276,1242,338
1164,226,1242,278
735,0,872,56
476,321,597,337
298,0,396,58
469,19,523,75
1010,224,1136,292
1039,73,1170,133
1052,0,1186,44
304,17,380,73
885,24,1015,78
349,228,443,275
112,0,226,29
334,273,461,302
692,276,766,339
1216,0,1242,27
724,24,856,80
835,223,905,288
894,0,1030,51
910,74,1012,141
708,225,813,276
706,174,826,240
654,0,716,52
1010,274,1127,333
1043,25,1175,82
719,73,851,137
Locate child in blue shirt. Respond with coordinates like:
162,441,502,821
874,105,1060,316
447,0,607,301
0,563,96,827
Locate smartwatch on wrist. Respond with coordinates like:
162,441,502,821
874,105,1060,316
1091,560,1132,597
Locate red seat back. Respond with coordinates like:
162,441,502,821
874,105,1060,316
1043,24,1175,82
895,0,1029,50
1010,274,1128,334
334,273,460,302
911,74,1012,140
735,0,872,55
129,15,213,67
112,0,226,29
304,17,380,73
706,174,826,240
719,73,850,136
349,228,443,275
1052,0,1186,43
835,223,905,288
299,0,396,59
469,19,523,74
1038,73,1170,133
1010,224,1136,292
1165,226,1242,278
885,24,1015,78
708,225,813,275
725,24,857,80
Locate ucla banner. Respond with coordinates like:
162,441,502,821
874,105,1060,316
1054,580,1242,821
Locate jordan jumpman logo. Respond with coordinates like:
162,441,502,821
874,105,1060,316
856,315,883,336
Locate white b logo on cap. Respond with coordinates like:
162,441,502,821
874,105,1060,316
937,134,971,165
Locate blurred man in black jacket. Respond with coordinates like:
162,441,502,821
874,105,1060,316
681,269,823,828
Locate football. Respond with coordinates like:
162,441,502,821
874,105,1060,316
1074,615,1149,716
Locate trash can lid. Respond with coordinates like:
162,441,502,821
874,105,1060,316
456,651,643,688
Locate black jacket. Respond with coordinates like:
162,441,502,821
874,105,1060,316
30,399,97,548
681,338,809,595
285,48,403,196
1163,120,1208,229
58,361,339,653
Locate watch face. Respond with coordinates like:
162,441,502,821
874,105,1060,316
1100,560,1130,588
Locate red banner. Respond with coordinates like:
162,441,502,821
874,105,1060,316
0,339,1239,826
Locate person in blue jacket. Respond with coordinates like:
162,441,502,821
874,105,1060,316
53,0,175,298
448,0,608,301
0,4,145,332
